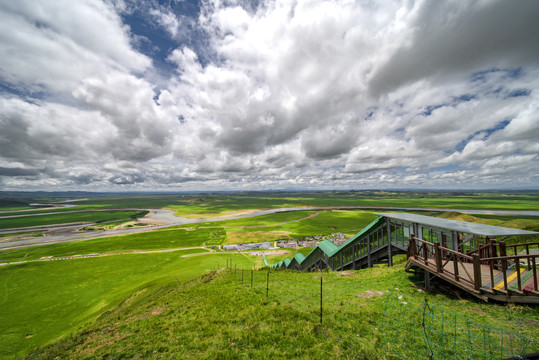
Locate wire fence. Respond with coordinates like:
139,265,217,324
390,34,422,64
379,293,539,360
212,260,539,359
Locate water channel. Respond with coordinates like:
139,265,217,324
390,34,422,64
1,206,538,250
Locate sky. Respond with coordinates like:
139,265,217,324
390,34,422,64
0,0,538,192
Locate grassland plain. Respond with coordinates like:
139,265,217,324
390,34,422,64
1,191,538,359
0,228,225,263
0,210,148,230
0,252,258,359
25,265,539,359
5,190,537,215
177,210,379,244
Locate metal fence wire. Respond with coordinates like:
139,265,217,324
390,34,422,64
379,293,539,360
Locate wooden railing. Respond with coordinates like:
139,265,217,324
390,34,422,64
437,245,480,290
409,236,481,290
408,235,539,294
467,240,497,264
481,253,538,293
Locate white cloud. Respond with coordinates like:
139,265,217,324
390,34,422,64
150,8,180,38
0,0,151,94
0,0,538,191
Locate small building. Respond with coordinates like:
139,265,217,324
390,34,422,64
300,240,318,247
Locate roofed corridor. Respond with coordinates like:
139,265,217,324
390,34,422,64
266,213,539,304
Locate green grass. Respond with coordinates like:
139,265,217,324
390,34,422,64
176,210,319,228
0,228,225,263
24,265,539,359
2,191,538,219
222,210,378,243
0,251,257,359
161,191,539,216
176,210,379,244
1,192,538,359
0,210,148,230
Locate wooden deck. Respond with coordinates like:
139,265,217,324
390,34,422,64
406,237,539,304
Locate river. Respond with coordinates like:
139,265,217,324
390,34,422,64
1,206,538,250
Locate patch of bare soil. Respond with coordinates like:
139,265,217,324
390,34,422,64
336,271,356,277
357,290,389,298
47,225,87,237
136,218,170,226
150,307,164,316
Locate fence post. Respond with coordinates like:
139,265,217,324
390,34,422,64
434,242,443,273
472,254,482,290
266,271,269,299
320,273,323,325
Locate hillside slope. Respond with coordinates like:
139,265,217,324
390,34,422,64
25,264,539,359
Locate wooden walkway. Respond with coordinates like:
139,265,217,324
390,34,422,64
406,236,539,304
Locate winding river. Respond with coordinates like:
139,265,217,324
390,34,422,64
1,206,538,250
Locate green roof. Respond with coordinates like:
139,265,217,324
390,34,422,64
337,216,386,250
284,259,292,266
293,253,306,264
317,240,340,256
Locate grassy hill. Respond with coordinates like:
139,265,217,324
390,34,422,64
24,263,539,359
1,194,538,359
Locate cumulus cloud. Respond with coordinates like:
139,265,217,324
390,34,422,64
368,0,539,97
0,0,150,94
0,0,538,191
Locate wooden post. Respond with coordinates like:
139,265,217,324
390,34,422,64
516,258,522,292
453,253,460,281
499,241,506,257
533,257,538,291
525,244,531,270
423,242,429,266
472,254,481,290
409,235,416,258
499,241,508,290
434,242,442,273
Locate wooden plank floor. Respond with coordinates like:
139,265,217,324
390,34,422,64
409,257,538,294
